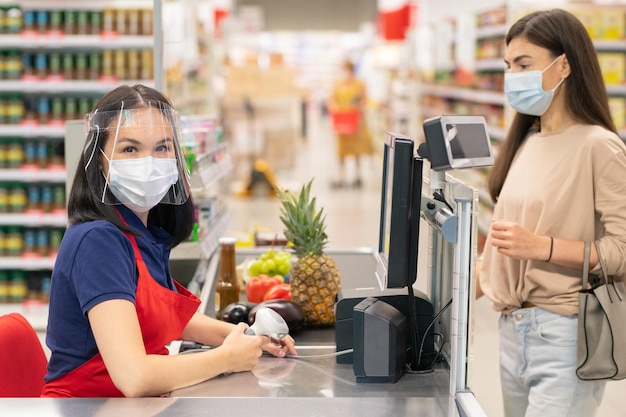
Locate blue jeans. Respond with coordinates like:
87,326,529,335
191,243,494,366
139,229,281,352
499,307,606,417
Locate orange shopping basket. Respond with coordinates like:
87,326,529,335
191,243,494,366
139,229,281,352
331,110,360,135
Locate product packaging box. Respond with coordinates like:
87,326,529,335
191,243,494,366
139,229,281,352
598,53,625,86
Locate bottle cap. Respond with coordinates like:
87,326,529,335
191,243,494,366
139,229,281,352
219,237,237,245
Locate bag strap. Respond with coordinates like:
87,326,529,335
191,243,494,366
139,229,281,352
594,240,612,285
582,241,590,288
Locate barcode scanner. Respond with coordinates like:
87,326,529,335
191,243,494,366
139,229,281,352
244,308,290,340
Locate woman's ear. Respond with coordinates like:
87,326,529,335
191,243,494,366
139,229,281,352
560,54,571,79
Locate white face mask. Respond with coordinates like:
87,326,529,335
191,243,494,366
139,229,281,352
105,156,179,213
504,54,565,116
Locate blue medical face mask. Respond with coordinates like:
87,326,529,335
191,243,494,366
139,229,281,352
504,55,565,116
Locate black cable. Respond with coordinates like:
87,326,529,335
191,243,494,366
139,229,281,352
405,332,444,374
418,298,452,366
406,297,453,372
406,283,421,371
433,190,454,212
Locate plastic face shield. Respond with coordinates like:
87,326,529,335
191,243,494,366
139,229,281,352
83,100,190,208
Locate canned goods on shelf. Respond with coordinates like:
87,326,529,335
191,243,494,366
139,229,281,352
8,183,26,212
23,228,36,255
6,226,23,256
63,10,75,35
36,229,49,257
40,185,52,213
36,10,48,34
7,139,24,168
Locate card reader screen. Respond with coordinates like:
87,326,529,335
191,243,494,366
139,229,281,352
446,123,491,159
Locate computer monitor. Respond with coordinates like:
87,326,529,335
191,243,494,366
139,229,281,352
372,133,427,374
421,115,494,171
375,133,422,290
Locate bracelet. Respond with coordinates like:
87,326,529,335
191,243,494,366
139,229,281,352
546,236,554,262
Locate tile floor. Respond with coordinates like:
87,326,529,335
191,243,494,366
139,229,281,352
225,107,625,417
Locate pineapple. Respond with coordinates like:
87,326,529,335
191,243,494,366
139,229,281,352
276,180,341,327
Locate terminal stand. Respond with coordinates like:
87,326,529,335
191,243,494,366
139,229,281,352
421,170,486,417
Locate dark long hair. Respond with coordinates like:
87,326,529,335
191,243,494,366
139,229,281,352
486,9,617,203
68,84,195,248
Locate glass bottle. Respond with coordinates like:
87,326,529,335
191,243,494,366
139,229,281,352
215,237,239,319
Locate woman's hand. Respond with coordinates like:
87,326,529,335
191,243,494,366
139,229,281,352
220,323,264,373
261,335,297,358
490,219,551,261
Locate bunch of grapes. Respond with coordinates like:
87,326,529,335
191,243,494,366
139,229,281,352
248,249,292,278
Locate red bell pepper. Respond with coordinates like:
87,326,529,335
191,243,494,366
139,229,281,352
263,283,292,301
246,274,283,303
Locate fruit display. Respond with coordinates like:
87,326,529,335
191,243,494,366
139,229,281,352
276,179,341,327
247,248,292,279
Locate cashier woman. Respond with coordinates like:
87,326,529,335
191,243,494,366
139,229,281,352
41,85,296,397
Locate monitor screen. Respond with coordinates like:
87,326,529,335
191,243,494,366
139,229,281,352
421,115,493,171
375,133,415,290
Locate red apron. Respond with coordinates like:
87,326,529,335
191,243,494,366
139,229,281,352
41,231,200,397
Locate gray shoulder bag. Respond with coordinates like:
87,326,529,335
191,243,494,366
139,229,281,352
576,241,626,380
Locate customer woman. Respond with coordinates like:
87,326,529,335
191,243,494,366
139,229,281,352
478,9,626,417
42,85,296,397
327,59,373,189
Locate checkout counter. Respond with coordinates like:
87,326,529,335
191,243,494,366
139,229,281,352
0,174,488,417
166,170,486,417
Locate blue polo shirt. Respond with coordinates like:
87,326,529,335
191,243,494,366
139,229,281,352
45,206,177,382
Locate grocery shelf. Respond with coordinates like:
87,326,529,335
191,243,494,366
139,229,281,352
0,0,161,285
170,241,204,261
606,85,626,96
421,84,506,106
475,24,507,40
170,214,230,261
0,212,66,227
0,80,154,94
6,0,152,10
0,168,66,182
475,59,506,72
0,124,65,138
197,153,233,189
0,34,153,50
0,256,55,270
594,40,626,52
0,302,48,332
199,213,231,259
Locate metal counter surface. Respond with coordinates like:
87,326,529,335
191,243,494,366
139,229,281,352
172,329,450,399
0,328,453,416
171,327,451,415
0,397,448,417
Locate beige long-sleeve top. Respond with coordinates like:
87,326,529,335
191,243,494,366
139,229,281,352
479,124,626,316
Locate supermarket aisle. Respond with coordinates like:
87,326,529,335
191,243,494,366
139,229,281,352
225,107,626,417
225,106,383,249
